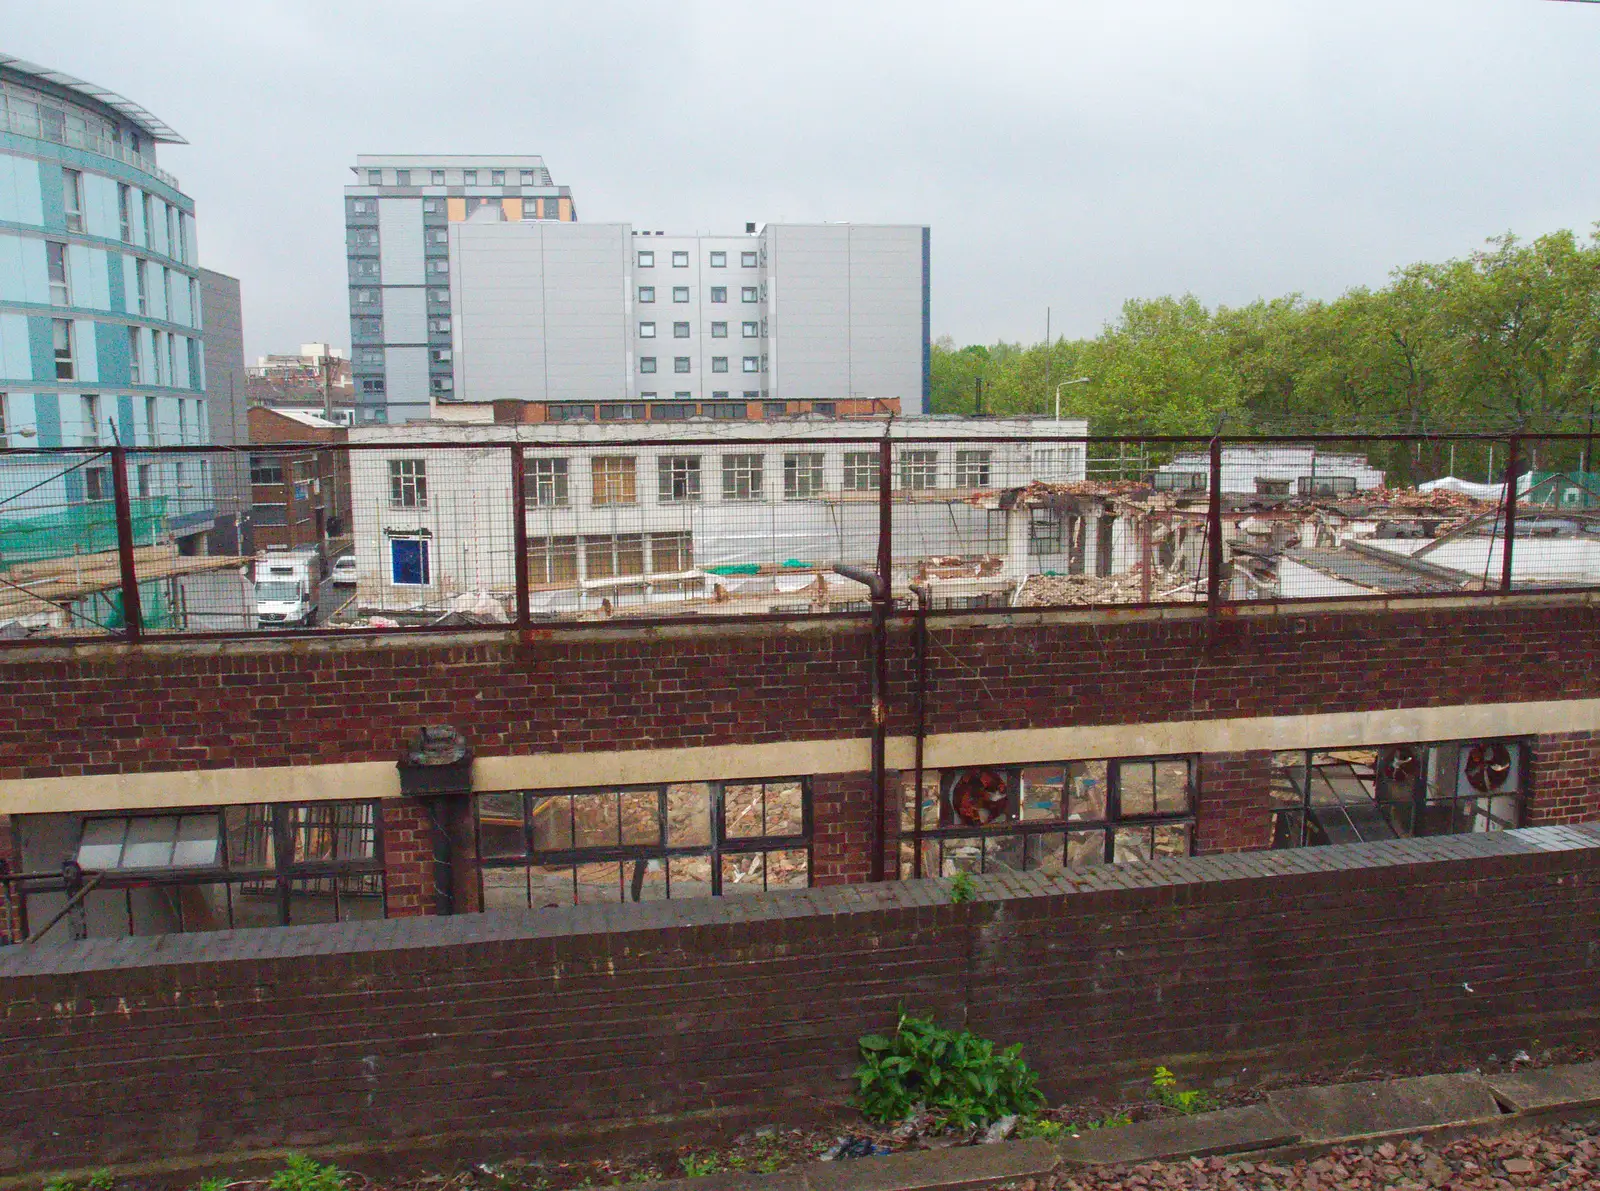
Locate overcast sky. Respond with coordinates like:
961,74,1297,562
9,1,1600,359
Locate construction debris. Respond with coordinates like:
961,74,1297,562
1014,572,1202,607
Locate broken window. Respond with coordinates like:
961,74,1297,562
1029,510,1064,553
474,779,811,908
658,455,702,502
49,801,385,938
721,453,764,501
1152,471,1206,492
388,458,427,508
900,756,1195,880
1270,739,1526,849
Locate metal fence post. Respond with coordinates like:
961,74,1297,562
509,443,530,628
1501,434,1520,593
869,435,894,882
1207,435,1224,613
110,445,143,641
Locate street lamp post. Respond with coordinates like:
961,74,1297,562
1055,377,1091,421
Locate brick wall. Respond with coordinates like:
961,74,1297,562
7,601,1600,783
381,799,433,917
1196,751,1275,853
1529,731,1600,825
811,771,900,884
0,827,1596,1177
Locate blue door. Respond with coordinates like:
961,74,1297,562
391,538,429,585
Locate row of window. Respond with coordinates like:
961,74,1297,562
29,734,1531,941
2,83,147,160
1154,472,1362,497
638,320,762,339
380,451,990,511
2,391,202,450
545,399,826,422
638,285,760,304
362,167,552,187
48,320,199,388
639,356,764,375
53,167,190,263
46,242,197,324
636,249,760,270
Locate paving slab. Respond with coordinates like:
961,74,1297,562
801,1139,1059,1191
1265,1073,1502,1142
1486,1061,1600,1113
1055,1105,1301,1166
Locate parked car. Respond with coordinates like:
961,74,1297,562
331,555,358,586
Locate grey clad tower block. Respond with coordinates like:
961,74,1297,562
449,221,630,404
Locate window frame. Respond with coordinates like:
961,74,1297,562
525,456,570,508
591,455,638,506
658,455,703,503
904,756,1196,881
472,778,813,907
721,453,764,501
388,458,428,509
783,452,825,500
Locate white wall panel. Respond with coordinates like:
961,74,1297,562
383,285,426,343
378,199,424,285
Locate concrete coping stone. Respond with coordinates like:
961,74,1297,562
1055,1105,1301,1167
1264,1073,1503,1143
633,1141,1059,1191
1485,1061,1600,1113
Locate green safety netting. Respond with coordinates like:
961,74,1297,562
0,497,168,567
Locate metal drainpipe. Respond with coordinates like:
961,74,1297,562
908,582,931,880
833,562,889,881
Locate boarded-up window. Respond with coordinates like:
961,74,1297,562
592,456,636,506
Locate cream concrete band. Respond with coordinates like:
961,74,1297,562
3,697,1595,815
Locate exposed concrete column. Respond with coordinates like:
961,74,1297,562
1084,514,1100,577
1003,505,1031,580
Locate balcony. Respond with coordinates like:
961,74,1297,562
1,108,182,191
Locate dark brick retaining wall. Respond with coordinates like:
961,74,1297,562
1,825,1596,1176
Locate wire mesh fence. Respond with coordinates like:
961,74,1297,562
1,429,1596,641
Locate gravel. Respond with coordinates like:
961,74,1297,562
1049,1119,1600,1190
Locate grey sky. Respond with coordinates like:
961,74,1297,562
10,0,1600,359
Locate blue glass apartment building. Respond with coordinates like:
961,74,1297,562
0,53,213,563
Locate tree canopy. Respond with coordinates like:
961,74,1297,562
931,225,1600,443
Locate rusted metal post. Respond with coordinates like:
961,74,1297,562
1207,435,1224,613
110,446,143,641
869,436,895,882
1139,513,1153,603
509,443,530,628
909,583,930,880
1501,435,1520,593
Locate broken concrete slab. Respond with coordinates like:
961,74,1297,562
1056,1105,1301,1166
1265,1074,1502,1142
1486,1061,1600,1113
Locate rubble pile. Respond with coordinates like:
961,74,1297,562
1052,1119,1599,1190
1354,486,1496,513
1015,571,1203,607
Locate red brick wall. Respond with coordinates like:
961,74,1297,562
381,799,432,917
811,771,899,884
0,831,1595,1176
1196,751,1276,853
8,602,1600,783
1529,731,1600,825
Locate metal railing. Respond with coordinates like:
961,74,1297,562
0,430,1592,643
